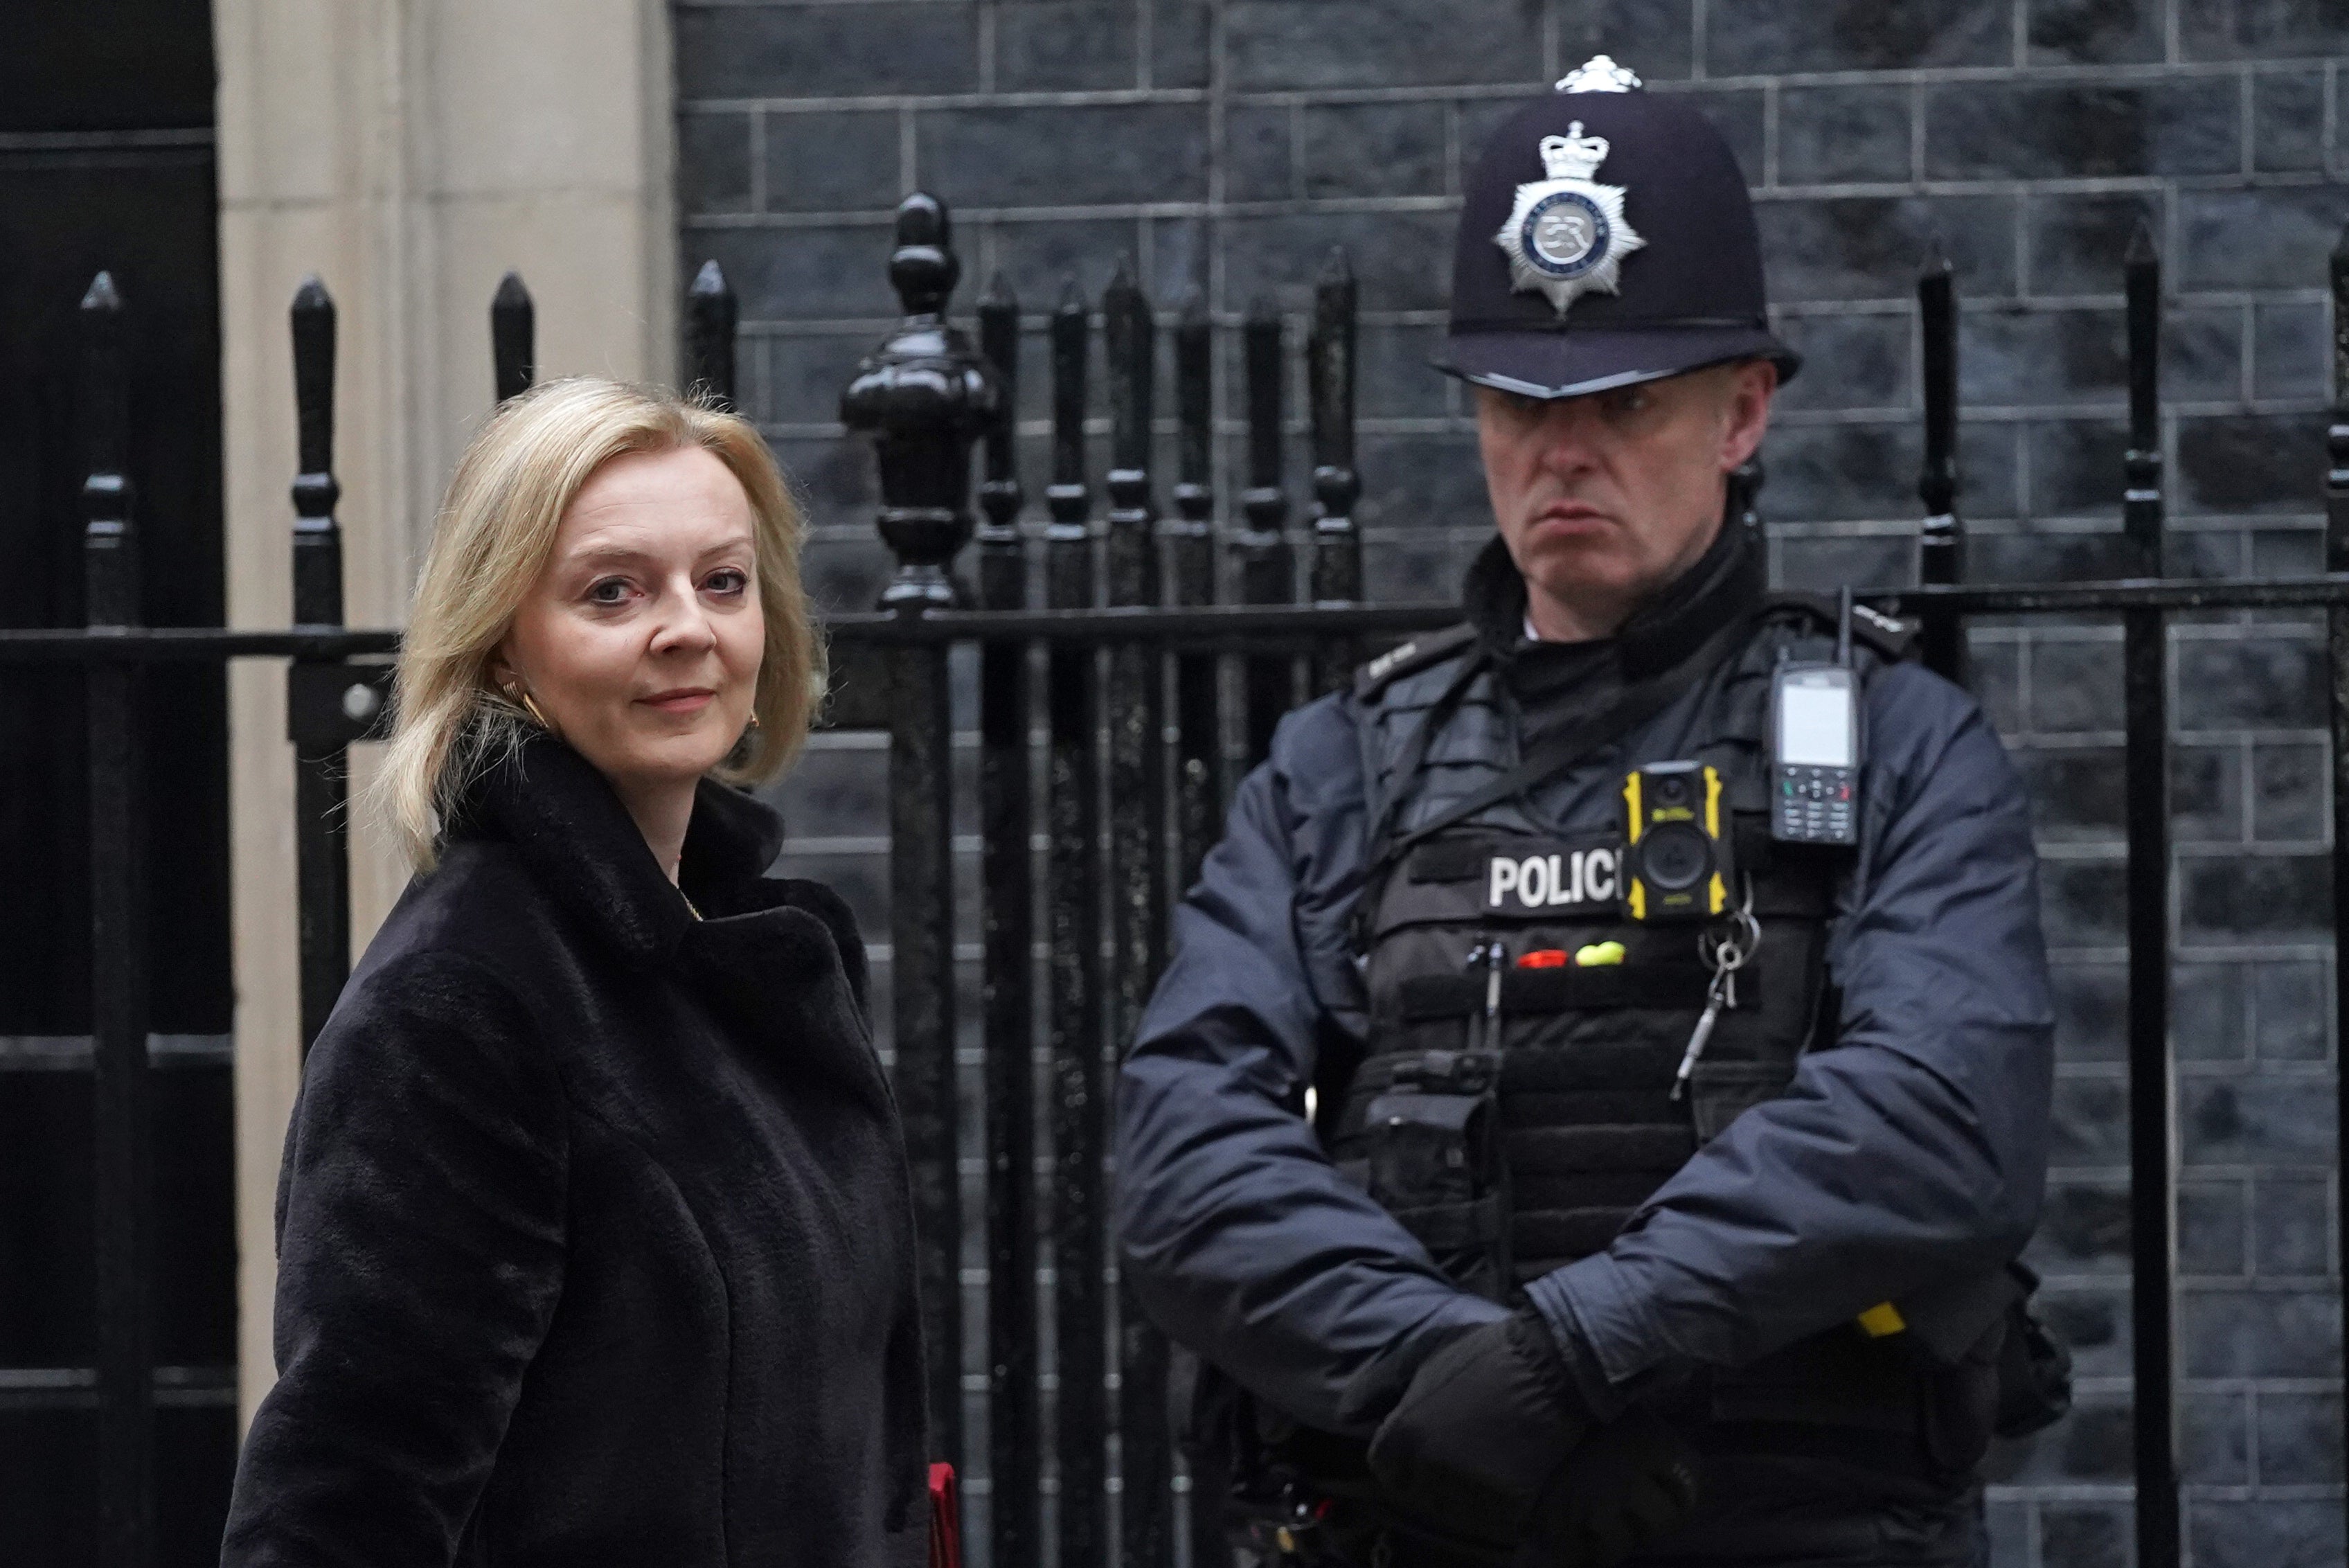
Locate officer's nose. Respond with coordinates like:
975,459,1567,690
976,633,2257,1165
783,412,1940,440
1528,397,1608,479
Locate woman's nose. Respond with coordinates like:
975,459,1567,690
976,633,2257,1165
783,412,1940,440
648,584,720,653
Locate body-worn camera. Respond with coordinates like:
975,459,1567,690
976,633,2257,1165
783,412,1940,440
1622,761,1731,923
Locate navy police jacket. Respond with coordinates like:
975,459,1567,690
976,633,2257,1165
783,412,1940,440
1115,536,2055,1441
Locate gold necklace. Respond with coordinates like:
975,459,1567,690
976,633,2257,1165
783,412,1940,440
681,891,704,921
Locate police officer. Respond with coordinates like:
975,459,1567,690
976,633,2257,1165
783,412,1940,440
1116,57,2058,1568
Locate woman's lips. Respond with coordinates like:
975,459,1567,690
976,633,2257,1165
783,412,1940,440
639,688,717,714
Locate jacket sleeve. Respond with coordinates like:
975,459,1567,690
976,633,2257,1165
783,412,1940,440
1116,700,1508,1438
1526,663,2055,1409
221,952,569,1568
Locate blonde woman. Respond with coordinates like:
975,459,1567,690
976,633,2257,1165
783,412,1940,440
222,378,929,1568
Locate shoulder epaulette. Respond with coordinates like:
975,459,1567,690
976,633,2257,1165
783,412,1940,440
1760,591,1917,661
1354,623,1479,700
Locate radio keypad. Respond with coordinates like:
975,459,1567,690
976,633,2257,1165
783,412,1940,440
1774,765,1856,844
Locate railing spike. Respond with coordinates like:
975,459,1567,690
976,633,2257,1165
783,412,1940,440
2123,221,2163,576
289,277,342,628
491,271,535,403
685,259,738,411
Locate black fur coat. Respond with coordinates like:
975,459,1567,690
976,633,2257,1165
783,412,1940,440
221,735,929,1567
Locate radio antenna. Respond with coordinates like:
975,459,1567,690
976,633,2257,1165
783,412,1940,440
1835,585,1855,667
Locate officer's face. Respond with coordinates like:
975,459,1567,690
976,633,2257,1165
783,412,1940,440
1476,360,1775,641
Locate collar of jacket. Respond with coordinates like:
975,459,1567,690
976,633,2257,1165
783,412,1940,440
1462,518,1766,684
449,729,786,968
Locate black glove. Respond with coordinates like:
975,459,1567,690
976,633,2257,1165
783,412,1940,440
1525,1404,1701,1568
1365,1311,1590,1554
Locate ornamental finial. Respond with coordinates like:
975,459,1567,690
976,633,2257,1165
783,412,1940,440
1555,54,1642,93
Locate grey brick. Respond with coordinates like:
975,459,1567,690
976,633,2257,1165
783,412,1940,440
2050,1074,2129,1166
2176,958,2250,1059
679,110,753,215
1771,313,1907,412
1226,0,1544,91
2052,1400,2133,1479
2028,0,2165,63
1972,636,2024,732
994,1,1136,91
1763,422,1915,520
1365,529,1483,600
1756,195,2017,304
1670,87,1765,183
2183,1285,2342,1375
2254,1175,2333,1272
2044,857,2126,944
2040,1504,2129,1568
2253,959,2330,1062
2021,747,2125,839
2039,1179,2132,1265
2030,637,2122,730
2181,852,2332,941
1150,0,1213,88
673,5,980,99
2254,301,2330,401
918,104,1208,206
2185,1074,2339,1164
2053,961,2126,1062
2188,1501,2346,1568
2181,1389,2253,1483
1705,0,2011,72
2178,412,2331,515
2252,740,2327,842
1777,85,1913,186
1147,214,1210,300
695,224,897,321
773,743,891,837
2258,1390,2345,1483
2027,191,2163,296
1958,420,2024,517
2256,69,2330,172
773,435,877,523
987,217,1147,304
2026,418,2127,515
2180,1178,2250,1272
1301,101,1449,199
767,110,900,213
2177,636,2323,728
2252,524,2324,573
2181,185,2349,291
1224,209,1456,312
1357,431,1490,530
1226,106,1295,202
1554,0,1695,83
2172,742,2246,844
1972,527,2141,582
1984,1498,2030,1568
1771,533,1915,589
2168,304,2249,403
1356,323,1451,419
763,332,879,425
2183,0,2349,60
1927,80,2240,181
800,533,895,615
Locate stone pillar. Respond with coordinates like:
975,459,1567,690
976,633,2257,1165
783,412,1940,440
214,0,677,1425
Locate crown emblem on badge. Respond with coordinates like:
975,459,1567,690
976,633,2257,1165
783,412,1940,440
1494,118,1645,318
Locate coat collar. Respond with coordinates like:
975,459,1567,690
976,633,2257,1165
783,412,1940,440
1463,517,1764,682
450,731,787,968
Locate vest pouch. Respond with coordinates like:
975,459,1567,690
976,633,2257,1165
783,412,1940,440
1686,1058,1795,1143
1994,1265,2074,1440
1363,1053,1511,1301
1920,1315,2005,1479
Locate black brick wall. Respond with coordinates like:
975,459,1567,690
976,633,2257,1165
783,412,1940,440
674,3,2349,1563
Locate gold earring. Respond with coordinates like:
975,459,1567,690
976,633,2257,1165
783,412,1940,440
519,692,554,731
745,711,762,731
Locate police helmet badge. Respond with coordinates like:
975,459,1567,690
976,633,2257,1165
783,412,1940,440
1494,117,1645,319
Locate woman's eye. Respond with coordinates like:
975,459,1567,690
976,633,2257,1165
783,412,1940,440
587,578,634,605
705,569,749,596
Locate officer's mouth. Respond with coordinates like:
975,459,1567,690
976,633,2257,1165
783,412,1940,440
1526,502,1612,537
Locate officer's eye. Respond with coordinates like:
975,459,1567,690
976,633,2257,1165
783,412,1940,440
1597,385,1655,421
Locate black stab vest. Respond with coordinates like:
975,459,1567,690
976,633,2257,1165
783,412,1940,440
1323,606,2010,1472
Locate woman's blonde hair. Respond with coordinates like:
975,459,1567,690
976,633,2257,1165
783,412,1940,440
377,376,825,868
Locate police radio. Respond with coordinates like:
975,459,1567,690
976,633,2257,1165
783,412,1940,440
1621,761,1731,923
1769,588,1863,847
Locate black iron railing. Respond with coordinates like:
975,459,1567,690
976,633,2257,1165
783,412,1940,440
3,195,2348,1568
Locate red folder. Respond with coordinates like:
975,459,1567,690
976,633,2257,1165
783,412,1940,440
928,1463,961,1568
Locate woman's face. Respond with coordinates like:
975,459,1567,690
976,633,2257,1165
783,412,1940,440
497,444,765,800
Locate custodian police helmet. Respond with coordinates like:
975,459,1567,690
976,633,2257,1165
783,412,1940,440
1438,55,1799,399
